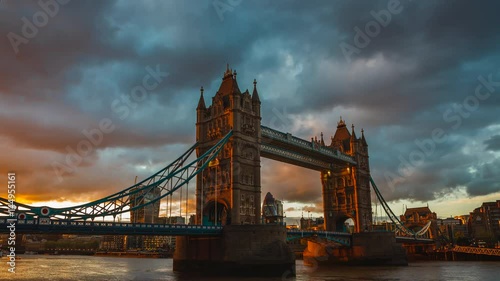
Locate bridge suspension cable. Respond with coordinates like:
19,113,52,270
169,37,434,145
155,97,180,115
370,177,430,238
0,131,233,221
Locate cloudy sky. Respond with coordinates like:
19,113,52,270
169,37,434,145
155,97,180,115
1,0,499,220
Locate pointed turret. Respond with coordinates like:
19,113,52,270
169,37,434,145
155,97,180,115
252,78,261,116
320,132,325,146
252,79,260,103
330,116,351,152
218,64,241,96
197,86,206,110
361,128,368,146
350,124,358,153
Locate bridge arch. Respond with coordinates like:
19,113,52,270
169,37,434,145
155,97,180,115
203,200,230,226
335,216,356,233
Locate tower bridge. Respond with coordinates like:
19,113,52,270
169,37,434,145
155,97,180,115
194,65,371,233
0,66,432,276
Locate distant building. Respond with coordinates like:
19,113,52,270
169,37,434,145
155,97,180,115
401,206,437,225
100,235,126,251
468,200,500,246
129,235,172,251
372,221,397,232
189,215,196,225
436,217,469,245
262,192,284,225
400,206,437,239
437,217,461,226
455,215,470,225
300,217,325,231
166,216,186,224
126,215,182,250
129,185,161,223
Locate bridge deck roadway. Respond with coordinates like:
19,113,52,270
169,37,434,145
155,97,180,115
0,219,222,236
260,125,356,171
1,219,434,246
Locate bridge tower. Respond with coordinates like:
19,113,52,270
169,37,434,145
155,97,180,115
195,65,262,225
321,118,372,232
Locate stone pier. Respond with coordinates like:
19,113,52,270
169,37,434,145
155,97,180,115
304,232,408,266
173,225,295,277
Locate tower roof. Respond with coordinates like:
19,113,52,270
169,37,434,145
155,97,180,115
217,64,241,96
403,206,433,217
351,124,357,140
361,129,368,146
330,117,351,151
252,79,260,103
197,86,206,110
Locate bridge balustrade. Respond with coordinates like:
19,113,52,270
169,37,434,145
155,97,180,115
452,246,500,256
0,218,223,230
261,144,332,169
261,125,356,164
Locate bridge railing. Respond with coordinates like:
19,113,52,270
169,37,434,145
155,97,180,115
452,246,500,256
286,229,352,236
261,144,331,169
261,126,355,164
1,218,223,231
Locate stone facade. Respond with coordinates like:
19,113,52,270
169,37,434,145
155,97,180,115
400,206,438,239
321,118,372,232
303,232,407,266
196,65,262,225
174,225,295,276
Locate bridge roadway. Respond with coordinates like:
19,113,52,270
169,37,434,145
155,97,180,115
0,218,433,245
260,125,356,170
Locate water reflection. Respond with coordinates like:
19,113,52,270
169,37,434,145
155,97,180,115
0,255,498,281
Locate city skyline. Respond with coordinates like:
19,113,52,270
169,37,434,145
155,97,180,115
1,1,500,220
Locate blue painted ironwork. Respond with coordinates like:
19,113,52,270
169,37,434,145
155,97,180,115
0,121,432,244
0,217,431,244
261,125,356,164
261,143,332,170
0,218,222,236
0,131,233,220
370,177,430,238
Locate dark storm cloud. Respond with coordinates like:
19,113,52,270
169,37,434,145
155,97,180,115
484,135,500,151
1,0,499,206
465,159,500,196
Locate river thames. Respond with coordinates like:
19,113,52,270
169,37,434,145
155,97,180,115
1,255,498,281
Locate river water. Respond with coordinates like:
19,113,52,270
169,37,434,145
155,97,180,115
1,255,498,281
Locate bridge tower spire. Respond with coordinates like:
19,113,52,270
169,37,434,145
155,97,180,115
195,66,262,225
322,118,372,233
